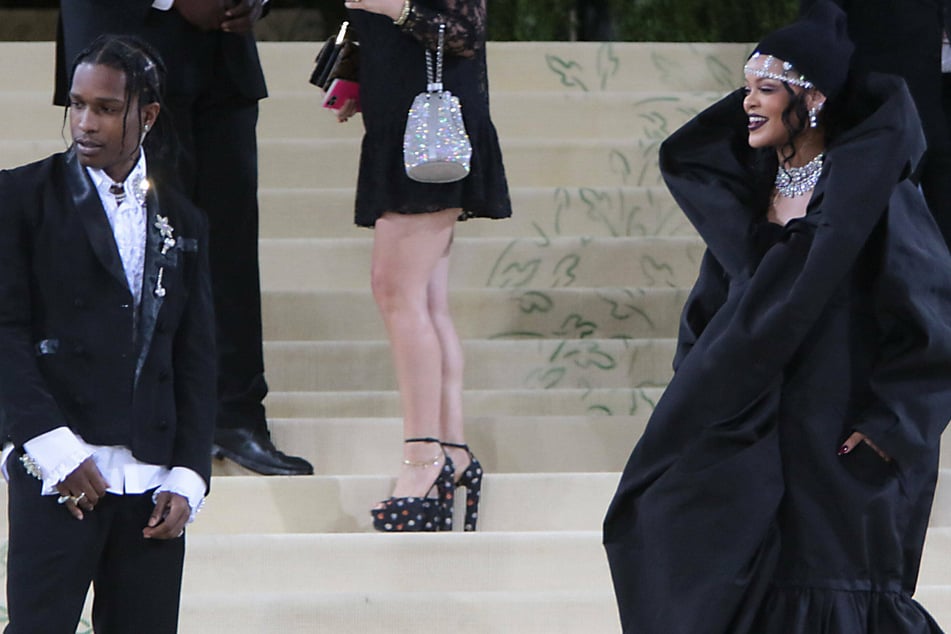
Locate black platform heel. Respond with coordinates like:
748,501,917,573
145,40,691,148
372,437,455,532
441,441,483,532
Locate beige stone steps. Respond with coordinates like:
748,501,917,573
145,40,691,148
263,338,676,392
0,93,62,141
262,287,687,341
264,387,665,419
256,388,951,470
178,587,951,634
259,186,694,239
178,590,620,634
259,236,704,291
200,468,950,533
227,414,951,477
919,528,951,586
0,41,750,95
181,531,612,594
194,472,618,534
257,89,720,141
0,466,947,536
914,586,951,629
0,88,718,150
216,415,649,476
180,527,951,594
0,139,63,170
256,137,667,189
0,43,55,94
0,136,668,185
262,42,751,94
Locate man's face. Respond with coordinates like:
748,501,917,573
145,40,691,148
69,62,148,182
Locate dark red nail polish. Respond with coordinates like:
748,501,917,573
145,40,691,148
838,445,849,455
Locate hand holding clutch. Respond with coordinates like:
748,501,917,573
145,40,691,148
310,22,361,113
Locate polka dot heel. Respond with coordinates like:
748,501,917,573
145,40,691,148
372,437,455,533
442,442,483,532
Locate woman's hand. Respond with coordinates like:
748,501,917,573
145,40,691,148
343,0,405,22
838,431,892,462
335,99,360,123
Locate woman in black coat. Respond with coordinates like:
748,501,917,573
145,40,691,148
604,2,951,632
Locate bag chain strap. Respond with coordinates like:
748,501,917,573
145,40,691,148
426,24,446,93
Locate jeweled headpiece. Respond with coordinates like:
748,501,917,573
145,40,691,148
749,0,854,97
744,53,813,90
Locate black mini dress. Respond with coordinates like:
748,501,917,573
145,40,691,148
347,0,512,227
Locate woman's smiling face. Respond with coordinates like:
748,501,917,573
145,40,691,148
743,71,798,150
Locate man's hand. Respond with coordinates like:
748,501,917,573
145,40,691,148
175,0,229,31
221,0,265,33
56,458,109,520
143,491,191,539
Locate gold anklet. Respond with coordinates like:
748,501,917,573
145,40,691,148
403,454,442,468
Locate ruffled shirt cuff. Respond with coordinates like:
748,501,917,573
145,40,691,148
152,0,174,10
22,427,92,495
155,467,207,524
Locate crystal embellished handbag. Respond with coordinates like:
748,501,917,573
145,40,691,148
403,24,472,183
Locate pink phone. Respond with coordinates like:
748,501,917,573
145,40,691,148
323,79,361,112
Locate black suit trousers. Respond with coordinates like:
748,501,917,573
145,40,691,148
164,86,268,434
4,455,185,634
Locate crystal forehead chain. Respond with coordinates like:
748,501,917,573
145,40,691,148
744,52,813,89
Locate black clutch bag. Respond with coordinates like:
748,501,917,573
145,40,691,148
309,21,359,91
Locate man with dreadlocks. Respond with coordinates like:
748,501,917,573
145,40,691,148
54,0,315,477
0,34,215,633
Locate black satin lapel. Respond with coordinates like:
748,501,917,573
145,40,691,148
64,148,129,292
135,186,166,384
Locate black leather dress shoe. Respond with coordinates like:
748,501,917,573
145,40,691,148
212,428,314,476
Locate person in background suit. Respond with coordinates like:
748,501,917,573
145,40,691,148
800,0,951,249
576,0,612,40
0,35,214,633
55,0,314,475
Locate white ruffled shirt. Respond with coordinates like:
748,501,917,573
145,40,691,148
0,152,205,522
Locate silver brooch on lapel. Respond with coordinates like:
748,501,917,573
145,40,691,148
154,214,176,298
132,174,150,207
155,214,176,254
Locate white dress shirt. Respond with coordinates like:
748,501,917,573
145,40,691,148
1,151,205,521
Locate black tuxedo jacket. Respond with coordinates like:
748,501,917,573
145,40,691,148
0,149,216,485
53,0,267,105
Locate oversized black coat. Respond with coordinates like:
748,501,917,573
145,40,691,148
0,149,216,485
604,74,951,633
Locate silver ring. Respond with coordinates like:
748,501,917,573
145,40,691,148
56,492,87,505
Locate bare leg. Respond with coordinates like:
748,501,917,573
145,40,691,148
427,244,471,476
372,209,459,499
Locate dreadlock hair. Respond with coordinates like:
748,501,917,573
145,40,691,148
67,34,177,175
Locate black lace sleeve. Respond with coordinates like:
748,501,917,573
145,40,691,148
399,0,486,58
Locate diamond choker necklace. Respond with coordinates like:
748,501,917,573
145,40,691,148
775,152,824,198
